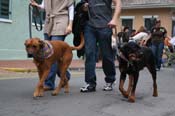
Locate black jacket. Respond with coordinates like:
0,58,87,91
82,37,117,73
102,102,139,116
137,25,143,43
72,1,88,58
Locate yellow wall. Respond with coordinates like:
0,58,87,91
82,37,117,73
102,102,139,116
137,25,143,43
118,8,172,36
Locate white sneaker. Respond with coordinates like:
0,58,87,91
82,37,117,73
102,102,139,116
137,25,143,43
103,83,113,91
80,84,96,92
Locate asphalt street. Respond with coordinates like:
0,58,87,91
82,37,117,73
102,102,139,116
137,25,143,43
0,67,175,116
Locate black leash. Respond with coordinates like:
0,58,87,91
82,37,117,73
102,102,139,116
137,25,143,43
28,4,43,57
28,4,43,38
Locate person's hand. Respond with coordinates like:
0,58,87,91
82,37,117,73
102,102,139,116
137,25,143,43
82,3,88,11
108,19,117,28
65,25,72,35
30,0,38,7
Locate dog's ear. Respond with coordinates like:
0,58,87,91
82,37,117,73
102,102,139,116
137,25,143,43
39,40,45,48
24,39,29,46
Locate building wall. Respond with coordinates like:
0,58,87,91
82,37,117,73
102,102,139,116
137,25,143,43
0,1,174,60
118,8,172,36
0,0,75,60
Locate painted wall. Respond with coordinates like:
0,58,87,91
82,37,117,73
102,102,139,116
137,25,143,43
0,0,75,60
118,8,172,36
1,1,173,60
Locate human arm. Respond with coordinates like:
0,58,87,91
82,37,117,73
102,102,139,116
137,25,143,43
65,4,74,35
30,0,44,9
132,32,148,41
142,34,152,46
108,0,121,28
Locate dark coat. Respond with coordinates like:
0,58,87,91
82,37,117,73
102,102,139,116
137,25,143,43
72,1,88,58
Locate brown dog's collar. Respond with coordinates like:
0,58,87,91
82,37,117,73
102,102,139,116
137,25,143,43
35,40,54,59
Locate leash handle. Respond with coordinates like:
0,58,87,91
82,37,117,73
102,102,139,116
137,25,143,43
112,27,117,36
28,4,43,38
111,27,118,50
32,6,43,31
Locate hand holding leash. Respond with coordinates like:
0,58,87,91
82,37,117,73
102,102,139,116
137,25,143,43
30,0,39,7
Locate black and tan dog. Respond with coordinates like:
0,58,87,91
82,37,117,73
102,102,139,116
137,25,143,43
24,34,84,98
117,42,158,102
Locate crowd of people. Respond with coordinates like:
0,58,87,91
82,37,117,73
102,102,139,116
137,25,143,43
29,0,175,93
117,19,175,70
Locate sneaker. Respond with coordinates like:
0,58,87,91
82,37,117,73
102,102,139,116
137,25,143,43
80,84,96,92
103,83,113,91
156,68,160,71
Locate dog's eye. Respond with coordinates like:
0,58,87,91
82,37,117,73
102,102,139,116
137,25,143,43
26,45,30,48
32,45,37,48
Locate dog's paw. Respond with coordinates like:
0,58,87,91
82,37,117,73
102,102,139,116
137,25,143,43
64,90,69,93
128,96,135,103
122,92,129,98
38,92,44,97
33,92,43,98
119,89,129,98
33,92,39,98
64,87,69,93
153,93,158,97
51,90,58,96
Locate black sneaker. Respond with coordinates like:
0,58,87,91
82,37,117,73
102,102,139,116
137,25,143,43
103,83,113,91
80,84,96,92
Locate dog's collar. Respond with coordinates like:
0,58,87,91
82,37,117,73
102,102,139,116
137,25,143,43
119,52,133,67
35,40,54,59
119,52,129,62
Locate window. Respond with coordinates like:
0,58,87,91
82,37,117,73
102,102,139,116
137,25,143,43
120,16,135,31
144,18,156,32
122,19,133,30
143,15,158,32
0,0,11,19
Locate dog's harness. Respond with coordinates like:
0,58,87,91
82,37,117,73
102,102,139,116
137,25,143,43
34,41,54,60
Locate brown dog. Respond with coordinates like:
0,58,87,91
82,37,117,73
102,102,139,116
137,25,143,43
24,34,84,98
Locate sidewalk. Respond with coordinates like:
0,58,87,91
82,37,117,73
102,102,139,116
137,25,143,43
0,59,119,73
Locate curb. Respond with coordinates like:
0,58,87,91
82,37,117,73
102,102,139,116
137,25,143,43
0,67,86,73
0,67,87,72
0,67,37,73
0,66,118,73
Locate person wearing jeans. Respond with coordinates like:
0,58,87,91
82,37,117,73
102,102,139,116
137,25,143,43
151,42,164,70
30,0,74,90
145,19,167,71
80,0,121,92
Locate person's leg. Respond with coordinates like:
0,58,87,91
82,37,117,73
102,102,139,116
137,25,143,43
157,42,164,70
151,43,159,70
51,35,71,80
97,28,116,91
80,25,97,92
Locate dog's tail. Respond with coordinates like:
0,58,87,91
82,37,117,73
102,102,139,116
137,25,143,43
71,32,85,50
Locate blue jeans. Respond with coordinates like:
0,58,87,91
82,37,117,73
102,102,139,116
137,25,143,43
44,34,71,89
83,25,116,86
151,42,164,69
